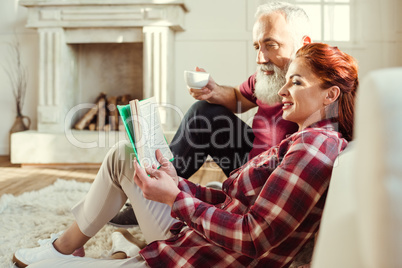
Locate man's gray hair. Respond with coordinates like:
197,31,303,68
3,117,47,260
255,1,311,50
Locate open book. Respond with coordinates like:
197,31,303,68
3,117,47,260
117,97,174,168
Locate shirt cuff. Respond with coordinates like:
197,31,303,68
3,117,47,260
177,177,189,191
171,191,201,223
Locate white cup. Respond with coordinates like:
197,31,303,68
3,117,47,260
184,71,210,89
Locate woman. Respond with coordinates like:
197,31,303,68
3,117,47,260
13,43,358,268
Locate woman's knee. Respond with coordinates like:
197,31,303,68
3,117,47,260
107,140,134,163
102,140,136,179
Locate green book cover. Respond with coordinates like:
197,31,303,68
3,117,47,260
117,104,139,159
117,97,174,168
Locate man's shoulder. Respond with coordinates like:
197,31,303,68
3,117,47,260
239,73,257,102
240,73,257,91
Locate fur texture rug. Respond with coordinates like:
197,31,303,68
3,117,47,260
0,179,143,268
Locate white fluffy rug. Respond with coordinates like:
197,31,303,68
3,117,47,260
0,179,143,268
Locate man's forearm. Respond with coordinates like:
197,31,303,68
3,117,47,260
208,84,256,113
207,84,239,112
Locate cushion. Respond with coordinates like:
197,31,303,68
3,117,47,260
312,67,402,268
354,67,402,268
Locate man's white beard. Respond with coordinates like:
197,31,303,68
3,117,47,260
254,63,287,105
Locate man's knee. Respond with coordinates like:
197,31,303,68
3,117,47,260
182,101,236,133
187,100,232,119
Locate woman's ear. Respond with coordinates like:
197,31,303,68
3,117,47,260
324,86,340,105
302,35,312,46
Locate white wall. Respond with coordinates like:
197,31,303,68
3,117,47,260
345,0,402,77
1,0,401,155
0,0,38,155
173,0,258,125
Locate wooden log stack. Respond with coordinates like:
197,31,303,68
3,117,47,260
74,92,131,131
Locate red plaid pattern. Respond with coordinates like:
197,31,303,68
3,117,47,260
140,119,348,267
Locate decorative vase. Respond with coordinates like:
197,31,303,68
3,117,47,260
10,115,31,134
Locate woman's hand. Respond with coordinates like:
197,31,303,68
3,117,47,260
133,151,181,207
154,149,179,186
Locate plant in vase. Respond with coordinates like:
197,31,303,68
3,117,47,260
3,35,31,134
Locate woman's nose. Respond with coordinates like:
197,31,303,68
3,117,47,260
278,84,288,97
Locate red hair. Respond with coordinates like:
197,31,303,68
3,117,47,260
296,43,359,141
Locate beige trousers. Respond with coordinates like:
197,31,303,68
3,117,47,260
29,141,179,268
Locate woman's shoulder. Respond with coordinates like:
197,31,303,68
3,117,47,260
300,126,342,138
276,128,348,164
293,119,344,140
288,126,347,149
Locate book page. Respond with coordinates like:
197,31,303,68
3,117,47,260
135,97,173,168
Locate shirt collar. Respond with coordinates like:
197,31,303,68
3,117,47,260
285,118,339,138
304,118,338,131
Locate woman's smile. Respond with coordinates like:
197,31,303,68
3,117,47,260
282,101,294,110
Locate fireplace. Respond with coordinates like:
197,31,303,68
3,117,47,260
11,0,188,164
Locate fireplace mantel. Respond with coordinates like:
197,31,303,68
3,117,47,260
11,0,188,164
20,0,188,31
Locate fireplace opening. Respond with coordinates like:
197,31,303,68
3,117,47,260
70,42,143,130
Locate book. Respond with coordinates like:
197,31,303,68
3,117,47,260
117,97,174,168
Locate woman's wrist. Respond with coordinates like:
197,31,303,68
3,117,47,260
168,189,181,208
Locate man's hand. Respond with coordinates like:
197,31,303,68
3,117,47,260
186,67,252,113
188,67,218,101
133,152,181,207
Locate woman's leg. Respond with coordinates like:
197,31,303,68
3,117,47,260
14,140,179,267
53,222,90,254
71,140,179,243
50,141,132,254
28,255,148,268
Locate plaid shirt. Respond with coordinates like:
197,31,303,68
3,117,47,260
140,119,348,268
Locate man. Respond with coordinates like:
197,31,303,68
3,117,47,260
110,1,311,226
170,1,311,178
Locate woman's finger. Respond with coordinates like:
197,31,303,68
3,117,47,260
155,149,169,166
134,161,149,182
145,166,162,178
133,162,143,188
133,173,142,188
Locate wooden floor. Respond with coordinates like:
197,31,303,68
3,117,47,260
0,156,227,197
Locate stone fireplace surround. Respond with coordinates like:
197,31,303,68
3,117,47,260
11,0,188,164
